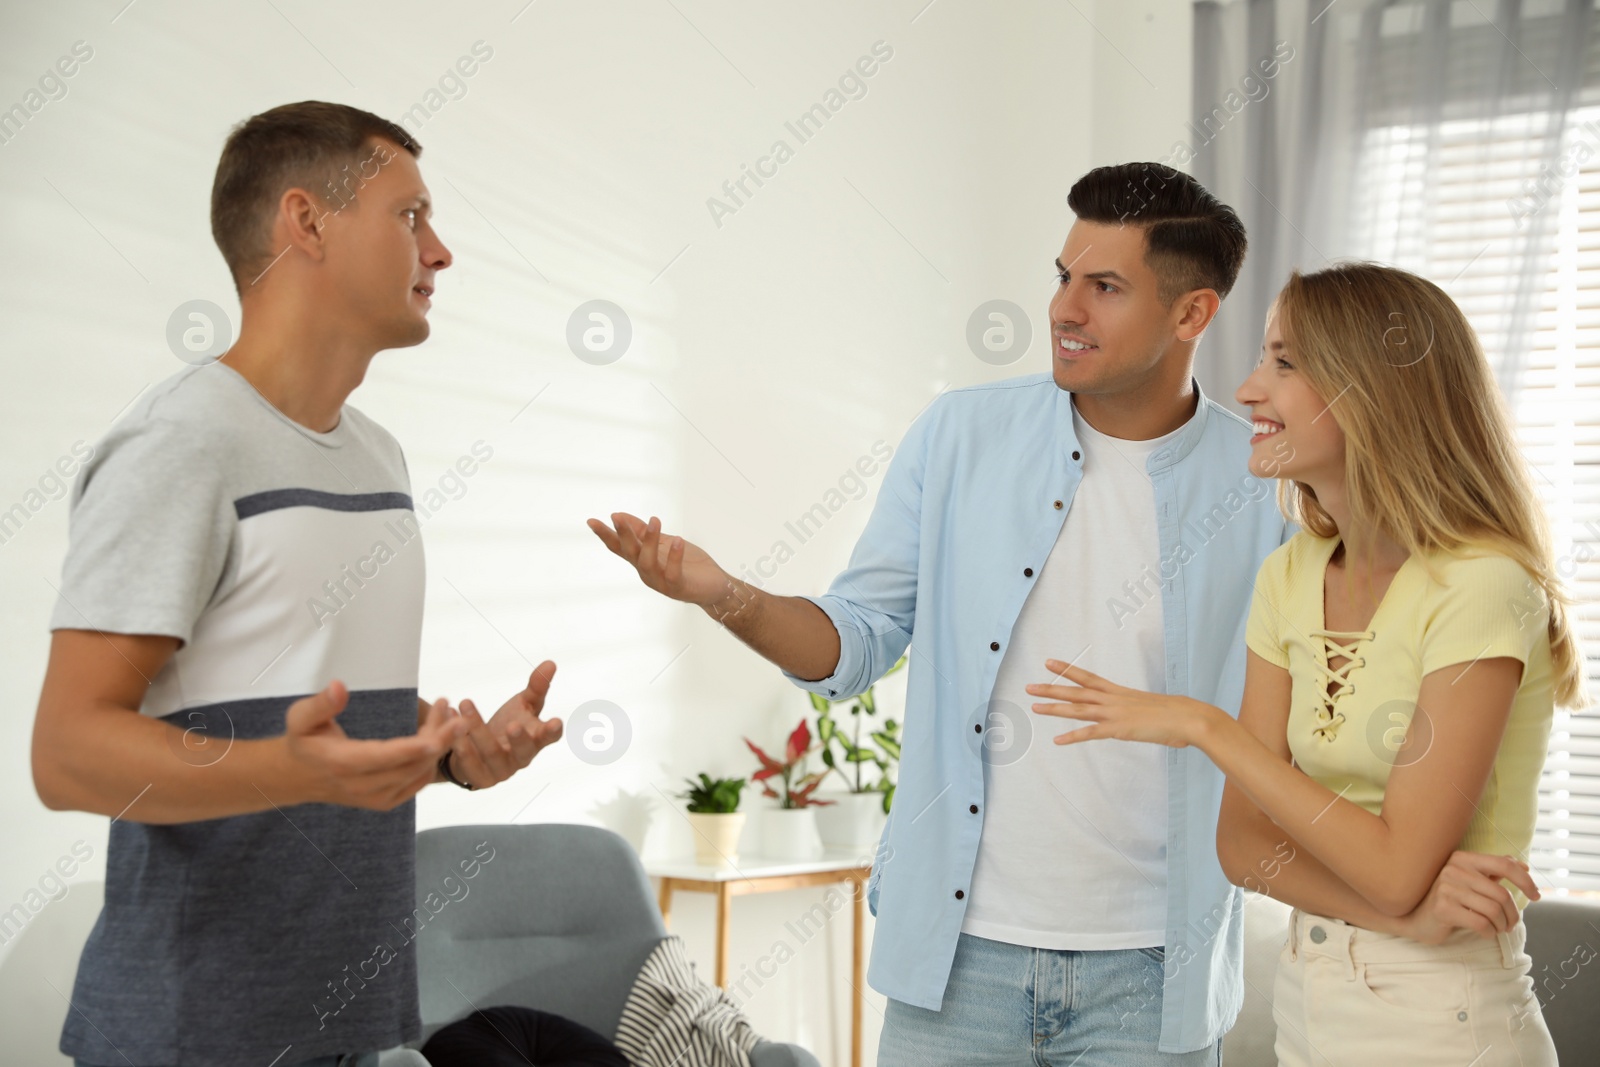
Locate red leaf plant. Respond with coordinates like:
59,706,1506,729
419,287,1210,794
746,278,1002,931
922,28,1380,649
745,718,834,809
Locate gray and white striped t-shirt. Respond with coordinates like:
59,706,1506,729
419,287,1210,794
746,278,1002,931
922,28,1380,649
51,361,427,1066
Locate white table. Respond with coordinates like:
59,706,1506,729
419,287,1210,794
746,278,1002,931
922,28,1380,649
644,851,872,1067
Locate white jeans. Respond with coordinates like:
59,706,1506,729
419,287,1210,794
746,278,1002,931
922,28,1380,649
1272,907,1557,1066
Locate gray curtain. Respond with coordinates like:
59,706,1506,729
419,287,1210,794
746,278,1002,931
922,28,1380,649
1188,0,1598,408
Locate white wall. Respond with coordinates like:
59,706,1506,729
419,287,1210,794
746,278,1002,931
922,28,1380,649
0,2,1189,1063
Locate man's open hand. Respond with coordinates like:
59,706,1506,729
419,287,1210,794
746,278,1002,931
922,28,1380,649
285,681,467,810
441,660,564,789
588,512,738,609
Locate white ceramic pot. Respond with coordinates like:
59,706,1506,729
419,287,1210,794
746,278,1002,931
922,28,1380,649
686,811,746,867
812,790,888,853
763,806,824,860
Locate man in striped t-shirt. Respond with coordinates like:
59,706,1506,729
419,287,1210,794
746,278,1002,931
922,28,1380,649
31,102,563,1067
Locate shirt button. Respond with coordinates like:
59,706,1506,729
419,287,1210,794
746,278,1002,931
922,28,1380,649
1071,451,1081,461
1457,1011,1468,1022
1309,926,1327,944
1023,567,1034,577
974,723,982,733
990,641,1000,651
969,804,979,814
1053,500,1063,510
954,890,965,900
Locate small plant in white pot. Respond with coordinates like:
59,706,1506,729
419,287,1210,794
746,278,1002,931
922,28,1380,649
811,653,906,851
746,719,830,860
676,773,747,867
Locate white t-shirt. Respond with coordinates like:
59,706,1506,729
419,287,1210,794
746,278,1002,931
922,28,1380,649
960,400,1184,950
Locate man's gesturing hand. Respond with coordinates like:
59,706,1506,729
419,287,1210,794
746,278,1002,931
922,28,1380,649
443,660,564,790
284,680,467,811
588,511,842,681
588,512,740,611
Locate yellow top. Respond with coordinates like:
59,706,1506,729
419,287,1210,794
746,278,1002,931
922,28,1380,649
1245,532,1554,909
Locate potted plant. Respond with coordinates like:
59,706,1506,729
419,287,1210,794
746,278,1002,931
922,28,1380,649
746,719,831,859
676,773,747,866
811,653,906,851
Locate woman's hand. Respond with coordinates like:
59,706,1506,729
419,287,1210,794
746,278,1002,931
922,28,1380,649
1027,659,1225,749
1394,851,1542,945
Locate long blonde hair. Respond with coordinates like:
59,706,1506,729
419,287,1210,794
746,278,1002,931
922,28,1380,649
1271,262,1587,708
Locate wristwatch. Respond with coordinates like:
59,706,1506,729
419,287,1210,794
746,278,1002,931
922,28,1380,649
438,750,475,790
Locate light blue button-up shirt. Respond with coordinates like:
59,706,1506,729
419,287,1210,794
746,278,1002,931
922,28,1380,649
784,372,1288,1054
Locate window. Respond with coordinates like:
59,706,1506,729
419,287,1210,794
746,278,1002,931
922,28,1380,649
1352,105,1600,895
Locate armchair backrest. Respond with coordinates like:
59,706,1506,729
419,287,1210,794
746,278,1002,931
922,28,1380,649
411,823,667,1043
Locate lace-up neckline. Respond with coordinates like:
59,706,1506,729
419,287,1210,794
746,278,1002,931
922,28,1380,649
1309,538,1413,745
1306,628,1372,742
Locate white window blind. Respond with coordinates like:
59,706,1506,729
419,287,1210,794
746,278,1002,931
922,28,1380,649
1525,112,1600,896
1351,104,1600,895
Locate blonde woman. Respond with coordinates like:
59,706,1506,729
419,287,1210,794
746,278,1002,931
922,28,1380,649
1027,262,1584,1065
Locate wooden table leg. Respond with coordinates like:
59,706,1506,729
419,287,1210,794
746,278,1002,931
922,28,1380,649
658,877,673,929
852,874,863,1067
715,882,732,988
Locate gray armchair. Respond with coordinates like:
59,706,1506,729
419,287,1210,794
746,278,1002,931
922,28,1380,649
379,823,820,1067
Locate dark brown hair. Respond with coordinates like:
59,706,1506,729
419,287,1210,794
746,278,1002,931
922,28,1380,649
211,101,419,293
1067,163,1247,305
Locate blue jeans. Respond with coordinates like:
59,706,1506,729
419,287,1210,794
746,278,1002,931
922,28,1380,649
877,932,1222,1066
77,1055,379,1067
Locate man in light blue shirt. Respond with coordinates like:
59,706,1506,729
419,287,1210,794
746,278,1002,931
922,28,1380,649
592,163,1287,1063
